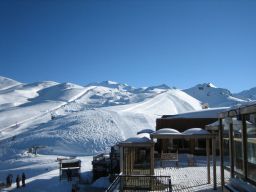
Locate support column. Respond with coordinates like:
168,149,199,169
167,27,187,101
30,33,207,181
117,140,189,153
150,144,154,175
212,136,217,190
219,119,225,190
229,123,234,178
120,146,124,174
242,115,248,180
207,138,211,184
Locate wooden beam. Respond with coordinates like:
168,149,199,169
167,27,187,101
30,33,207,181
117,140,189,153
219,119,225,189
206,138,211,184
120,146,124,174
242,115,248,179
150,145,154,175
229,123,234,178
212,136,217,190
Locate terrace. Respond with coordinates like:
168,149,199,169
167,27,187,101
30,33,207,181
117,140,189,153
106,103,256,191
107,129,228,192
107,154,230,192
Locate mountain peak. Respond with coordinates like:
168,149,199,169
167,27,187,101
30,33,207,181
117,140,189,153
207,83,217,88
86,80,133,91
145,84,170,90
195,83,217,89
103,80,118,84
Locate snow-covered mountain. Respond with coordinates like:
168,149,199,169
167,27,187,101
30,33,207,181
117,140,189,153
0,76,203,157
0,76,21,90
0,77,255,158
183,83,247,107
234,87,256,101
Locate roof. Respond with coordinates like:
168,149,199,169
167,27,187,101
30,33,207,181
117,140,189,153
153,128,181,135
119,133,154,146
182,128,210,135
137,129,155,135
60,159,81,164
220,102,256,117
151,128,213,139
162,107,229,119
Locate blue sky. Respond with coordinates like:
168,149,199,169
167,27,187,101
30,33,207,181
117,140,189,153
0,0,255,92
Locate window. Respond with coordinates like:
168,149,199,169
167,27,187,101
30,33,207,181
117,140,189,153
223,118,231,169
247,113,256,182
232,117,243,175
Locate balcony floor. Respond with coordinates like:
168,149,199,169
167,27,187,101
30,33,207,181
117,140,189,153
154,155,230,191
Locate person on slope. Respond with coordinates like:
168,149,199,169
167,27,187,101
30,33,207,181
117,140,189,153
6,175,10,187
16,175,21,188
22,173,26,187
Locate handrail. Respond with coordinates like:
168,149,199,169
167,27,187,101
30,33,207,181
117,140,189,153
105,175,121,192
106,174,172,192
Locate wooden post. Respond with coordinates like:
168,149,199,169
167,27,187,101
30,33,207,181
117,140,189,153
212,136,217,190
242,115,248,180
120,146,124,174
150,144,154,175
59,160,61,181
206,138,211,184
229,123,234,178
150,144,154,190
219,118,225,189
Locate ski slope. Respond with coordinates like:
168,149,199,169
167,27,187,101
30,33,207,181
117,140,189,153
0,76,203,158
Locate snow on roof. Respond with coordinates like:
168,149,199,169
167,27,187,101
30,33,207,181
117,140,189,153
153,128,181,135
123,133,152,143
182,128,210,135
207,118,254,128
61,159,81,164
165,107,229,119
137,129,155,135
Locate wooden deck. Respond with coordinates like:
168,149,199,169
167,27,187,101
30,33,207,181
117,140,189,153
154,156,230,192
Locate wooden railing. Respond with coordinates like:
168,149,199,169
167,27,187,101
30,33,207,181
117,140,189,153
106,174,172,192
105,175,121,192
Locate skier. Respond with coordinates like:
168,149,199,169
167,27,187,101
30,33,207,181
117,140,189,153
16,175,21,188
22,172,26,187
6,175,10,187
9,174,13,187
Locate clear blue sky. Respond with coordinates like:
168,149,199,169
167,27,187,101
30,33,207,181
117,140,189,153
0,0,255,92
